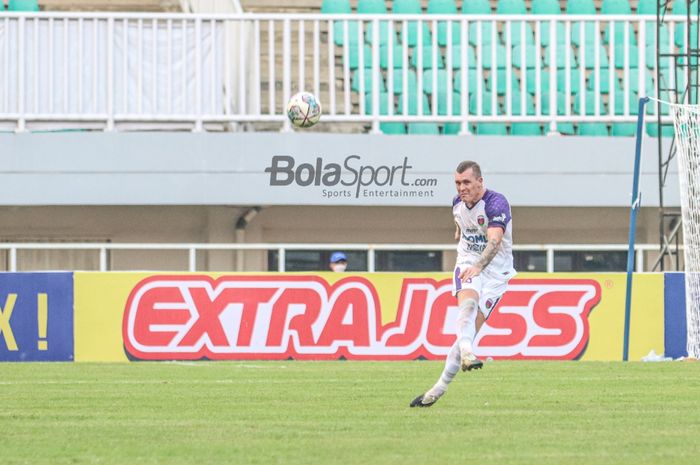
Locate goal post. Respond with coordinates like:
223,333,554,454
669,102,700,359
623,97,650,362
626,98,700,360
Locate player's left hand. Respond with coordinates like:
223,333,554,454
459,265,482,282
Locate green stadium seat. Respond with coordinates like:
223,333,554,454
347,44,372,69
574,92,607,116
351,69,387,93
541,92,576,134
646,123,674,138
448,45,477,69
531,0,563,46
578,123,610,136
391,69,418,94
635,0,655,13
673,0,699,47
454,69,486,93
531,0,561,14
543,44,578,69
426,0,462,46
397,91,431,115
512,43,542,69
357,0,391,45
364,92,407,134
408,122,441,134
578,43,610,69
422,69,450,95
321,0,351,13
496,0,526,14
586,67,622,94
357,0,387,13
480,42,507,69
322,0,359,45
525,67,583,95
487,69,520,95
566,0,598,47
381,123,408,134
462,0,491,14
469,92,507,135
601,0,632,14
379,44,404,69
392,0,433,48
510,90,542,135
647,36,672,69
8,0,40,11
496,0,533,46
610,90,639,136
436,91,462,116
410,45,445,69
443,122,467,135
461,0,493,47
468,22,496,46
566,0,596,14
628,68,654,95
613,43,639,69
574,90,612,135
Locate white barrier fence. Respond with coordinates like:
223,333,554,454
0,12,690,132
0,242,660,272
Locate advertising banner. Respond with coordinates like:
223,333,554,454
74,272,664,362
0,272,74,361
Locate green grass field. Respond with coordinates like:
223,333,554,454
1,361,699,465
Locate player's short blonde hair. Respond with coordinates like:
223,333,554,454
456,160,482,178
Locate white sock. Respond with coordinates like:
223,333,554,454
427,342,461,397
456,297,478,353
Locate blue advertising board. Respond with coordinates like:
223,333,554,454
0,272,74,361
664,272,688,359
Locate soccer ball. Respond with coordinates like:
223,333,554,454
286,91,322,128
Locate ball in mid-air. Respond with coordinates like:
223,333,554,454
286,91,322,128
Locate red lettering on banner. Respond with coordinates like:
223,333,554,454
122,276,601,361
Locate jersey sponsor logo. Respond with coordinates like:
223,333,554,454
122,276,600,360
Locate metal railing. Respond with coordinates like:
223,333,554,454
0,12,689,132
0,242,661,272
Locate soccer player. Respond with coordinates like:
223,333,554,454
410,160,516,408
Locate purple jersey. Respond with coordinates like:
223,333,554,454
452,189,515,277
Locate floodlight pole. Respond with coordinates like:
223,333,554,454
623,97,651,362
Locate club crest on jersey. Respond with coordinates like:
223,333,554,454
477,215,486,226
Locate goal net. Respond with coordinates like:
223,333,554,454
671,103,700,359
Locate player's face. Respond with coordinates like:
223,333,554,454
454,168,484,206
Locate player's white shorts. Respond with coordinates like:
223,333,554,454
452,265,514,319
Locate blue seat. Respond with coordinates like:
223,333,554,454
586,67,622,94
347,44,372,69
510,90,542,135
577,43,610,69
479,42,507,69
358,0,393,45
488,69,520,95
601,0,637,46
397,91,431,115
525,67,583,95
379,43,404,69
611,90,639,136
574,90,612,135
